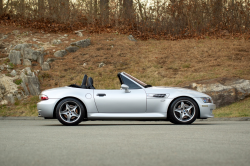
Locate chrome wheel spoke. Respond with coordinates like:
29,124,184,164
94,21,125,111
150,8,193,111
60,110,68,115
186,106,193,111
72,111,79,117
173,100,195,122
72,106,78,112
180,102,185,109
174,109,182,114
179,112,183,120
66,114,72,122
66,104,71,111
185,111,192,118
59,101,81,124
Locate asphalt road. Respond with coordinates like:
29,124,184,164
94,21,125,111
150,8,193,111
0,120,250,166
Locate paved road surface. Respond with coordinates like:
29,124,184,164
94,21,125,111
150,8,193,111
0,120,250,166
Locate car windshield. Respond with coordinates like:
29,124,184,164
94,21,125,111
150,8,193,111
123,72,151,88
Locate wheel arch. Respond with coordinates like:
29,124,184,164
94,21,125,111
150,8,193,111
53,96,88,119
167,96,201,119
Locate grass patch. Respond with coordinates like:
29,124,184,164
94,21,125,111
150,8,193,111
5,73,13,77
13,79,22,85
3,59,10,64
8,62,14,69
214,97,250,118
0,96,40,117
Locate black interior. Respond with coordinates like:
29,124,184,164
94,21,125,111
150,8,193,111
68,74,88,89
81,74,88,88
69,73,150,89
87,77,95,89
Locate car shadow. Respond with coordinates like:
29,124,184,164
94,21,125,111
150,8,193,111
43,122,218,126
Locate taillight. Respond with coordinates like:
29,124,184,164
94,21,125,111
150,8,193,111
39,94,49,100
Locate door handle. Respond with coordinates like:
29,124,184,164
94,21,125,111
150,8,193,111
97,94,106,97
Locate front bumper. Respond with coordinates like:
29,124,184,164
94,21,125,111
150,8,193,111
193,97,216,119
37,99,59,118
199,103,216,118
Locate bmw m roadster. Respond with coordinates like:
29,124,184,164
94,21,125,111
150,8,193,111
37,72,215,125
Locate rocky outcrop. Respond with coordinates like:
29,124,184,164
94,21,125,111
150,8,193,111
54,50,67,57
128,35,136,41
20,67,40,96
9,43,46,68
41,62,50,71
10,70,16,76
51,39,62,45
184,78,250,108
9,50,21,64
1,37,93,105
23,59,32,66
66,46,79,53
0,74,23,104
71,38,91,48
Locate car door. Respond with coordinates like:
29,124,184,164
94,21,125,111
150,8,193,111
94,89,146,113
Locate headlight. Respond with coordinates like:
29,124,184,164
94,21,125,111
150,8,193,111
201,97,212,103
39,94,49,100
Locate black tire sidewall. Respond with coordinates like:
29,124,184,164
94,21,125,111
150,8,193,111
56,98,85,126
169,97,198,124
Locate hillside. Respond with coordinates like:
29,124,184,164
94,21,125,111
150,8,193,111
0,25,250,117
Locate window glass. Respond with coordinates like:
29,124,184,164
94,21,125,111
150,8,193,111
121,75,142,89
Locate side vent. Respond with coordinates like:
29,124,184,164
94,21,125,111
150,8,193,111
153,94,166,98
147,93,169,98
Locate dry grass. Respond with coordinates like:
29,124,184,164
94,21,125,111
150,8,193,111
214,97,250,118
0,96,39,117
39,33,250,91
1,25,250,117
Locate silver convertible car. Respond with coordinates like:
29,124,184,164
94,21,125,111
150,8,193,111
37,72,215,125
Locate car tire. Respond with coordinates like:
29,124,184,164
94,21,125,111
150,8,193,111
56,98,85,126
169,97,198,124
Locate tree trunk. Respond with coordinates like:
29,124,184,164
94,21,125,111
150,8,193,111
38,0,45,19
137,0,143,20
119,0,123,17
94,0,97,19
59,0,70,23
0,0,3,16
213,0,223,27
100,0,109,26
20,0,25,16
48,0,59,21
123,0,133,22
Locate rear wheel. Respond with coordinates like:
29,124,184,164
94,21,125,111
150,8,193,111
169,97,198,124
56,98,85,126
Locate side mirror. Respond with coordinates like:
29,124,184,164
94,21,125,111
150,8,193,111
121,84,130,93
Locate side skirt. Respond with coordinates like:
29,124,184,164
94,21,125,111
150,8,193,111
87,112,167,120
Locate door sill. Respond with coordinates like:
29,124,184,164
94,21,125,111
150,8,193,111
88,112,167,120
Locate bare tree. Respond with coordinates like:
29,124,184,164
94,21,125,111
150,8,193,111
100,0,109,25
48,0,59,21
59,0,70,22
213,0,223,27
94,0,97,18
89,0,93,21
136,0,144,20
123,0,133,22
0,0,3,16
20,0,25,16
38,0,45,18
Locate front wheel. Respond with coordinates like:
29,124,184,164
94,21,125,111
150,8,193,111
56,98,85,126
169,97,198,124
